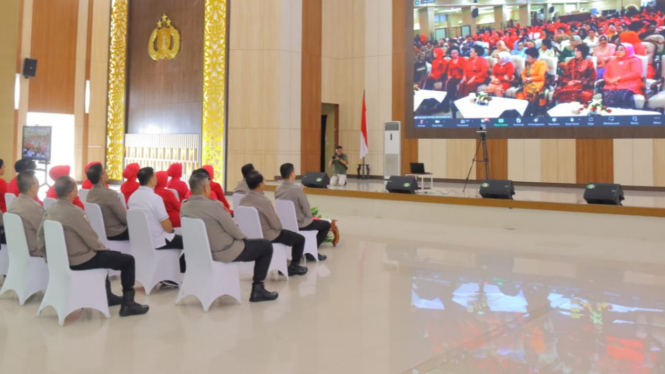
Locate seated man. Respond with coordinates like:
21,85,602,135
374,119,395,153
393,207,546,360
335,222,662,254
86,163,129,241
7,158,42,205
233,163,254,195
181,170,278,302
7,170,45,257
275,163,329,262
240,171,308,276
38,176,148,317
128,167,185,272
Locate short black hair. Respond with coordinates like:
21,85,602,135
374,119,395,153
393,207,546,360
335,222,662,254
17,170,37,193
188,170,210,194
628,21,643,32
246,170,264,190
241,163,255,178
86,163,104,185
280,163,294,179
335,145,343,150
0,158,3,169
54,176,76,199
575,43,590,59
194,168,210,177
525,47,539,59
542,39,553,49
472,44,485,56
137,167,155,186
14,158,36,173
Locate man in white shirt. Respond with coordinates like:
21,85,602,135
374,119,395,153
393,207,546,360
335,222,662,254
128,167,185,272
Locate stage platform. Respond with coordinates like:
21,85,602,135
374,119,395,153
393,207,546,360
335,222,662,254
265,179,665,218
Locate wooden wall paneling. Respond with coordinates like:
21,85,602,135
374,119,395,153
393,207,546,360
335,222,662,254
507,139,525,181
613,139,634,185
394,0,417,174
126,0,205,135
28,0,79,114
654,139,665,187
301,0,322,174
446,139,476,179
87,0,110,165
0,0,21,181
632,139,654,187
476,138,507,180
576,139,614,184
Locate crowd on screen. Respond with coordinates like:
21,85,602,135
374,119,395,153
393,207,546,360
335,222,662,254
414,6,665,117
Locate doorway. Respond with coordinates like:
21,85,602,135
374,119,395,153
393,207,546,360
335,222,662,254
321,103,339,175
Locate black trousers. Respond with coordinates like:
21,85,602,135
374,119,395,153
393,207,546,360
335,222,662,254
232,239,273,284
157,235,186,272
0,226,5,245
108,229,130,241
272,230,304,265
300,220,331,247
70,251,135,292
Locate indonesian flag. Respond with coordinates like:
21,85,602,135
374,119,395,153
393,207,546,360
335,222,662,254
360,91,369,159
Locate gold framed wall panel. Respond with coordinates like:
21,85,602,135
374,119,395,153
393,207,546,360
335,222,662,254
201,0,228,186
105,0,128,180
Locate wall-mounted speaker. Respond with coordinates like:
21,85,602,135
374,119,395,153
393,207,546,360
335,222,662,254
23,58,37,78
472,8,479,18
549,6,555,13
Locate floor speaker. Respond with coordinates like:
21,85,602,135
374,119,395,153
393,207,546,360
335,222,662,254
301,172,329,188
583,183,624,205
479,180,515,200
386,176,418,194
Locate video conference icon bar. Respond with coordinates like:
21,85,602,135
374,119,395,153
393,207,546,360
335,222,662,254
414,115,665,129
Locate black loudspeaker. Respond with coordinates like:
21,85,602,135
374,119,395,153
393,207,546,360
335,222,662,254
549,6,555,13
472,8,479,18
583,183,624,206
386,176,418,194
301,172,329,188
23,58,37,78
479,180,515,200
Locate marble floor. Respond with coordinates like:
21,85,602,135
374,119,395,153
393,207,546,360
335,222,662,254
1,212,665,374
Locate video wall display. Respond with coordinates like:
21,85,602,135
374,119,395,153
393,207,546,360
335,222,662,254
412,2,665,136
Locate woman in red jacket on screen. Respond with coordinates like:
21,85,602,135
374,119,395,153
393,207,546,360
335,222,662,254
166,163,189,203
46,165,84,209
602,43,644,109
120,163,140,204
441,47,466,114
458,45,489,98
154,171,181,228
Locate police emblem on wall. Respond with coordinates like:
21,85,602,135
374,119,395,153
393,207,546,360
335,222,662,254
149,15,180,61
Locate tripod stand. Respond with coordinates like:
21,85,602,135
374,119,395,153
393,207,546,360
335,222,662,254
463,128,490,193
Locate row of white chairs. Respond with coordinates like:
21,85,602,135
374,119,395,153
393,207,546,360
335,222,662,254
0,192,323,324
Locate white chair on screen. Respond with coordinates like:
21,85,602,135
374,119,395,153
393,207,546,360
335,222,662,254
43,198,56,210
4,193,16,210
37,220,109,326
127,209,182,295
275,199,319,262
0,213,49,305
78,189,89,203
168,188,179,201
232,193,244,209
176,218,241,311
234,206,289,280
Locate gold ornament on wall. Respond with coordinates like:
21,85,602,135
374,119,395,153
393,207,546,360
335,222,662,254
149,15,180,61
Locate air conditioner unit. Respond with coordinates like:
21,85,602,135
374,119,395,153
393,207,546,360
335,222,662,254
384,121,401,179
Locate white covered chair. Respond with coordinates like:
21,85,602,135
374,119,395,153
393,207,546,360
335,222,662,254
0,213,49,305
0,242,7,276
84,202,131,278
505,56,525,98
168,188,179,201
275,199,319,262
232,193,244,209
43,197,56,210
78,189,89,203
4,193,16,209
234,206,289,280
176,218,241,311
37,220,109,326
127,209,182,295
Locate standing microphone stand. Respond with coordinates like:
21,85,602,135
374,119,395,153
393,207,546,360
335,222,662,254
463,127,490,193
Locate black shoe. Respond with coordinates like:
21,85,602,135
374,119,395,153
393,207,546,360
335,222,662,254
159,280,180,289
106,279,122,307
305,253,327,262
287,264,308,277
119,290,150,317
249,283,279,302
